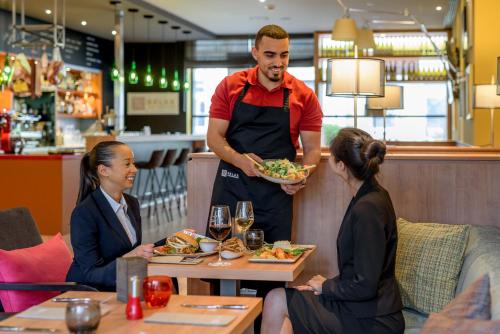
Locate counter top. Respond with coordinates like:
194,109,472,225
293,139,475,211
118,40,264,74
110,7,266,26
0,154,82,160
117,134,205,142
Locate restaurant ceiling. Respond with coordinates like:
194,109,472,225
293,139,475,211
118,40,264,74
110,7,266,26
0,0,451,42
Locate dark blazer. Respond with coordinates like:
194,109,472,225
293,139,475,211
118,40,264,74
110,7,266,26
66,188,164,291
322,178,403,318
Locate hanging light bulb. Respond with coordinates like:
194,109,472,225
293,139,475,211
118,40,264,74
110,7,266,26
159,67,168,89
172,70,180,91
128,60,139,84
182,30,191,91
158,20,169,89
1,54,13,85
171,25,181,91
143,14,155,87
110,63,120,81
144,64,154,87
128,8,140,85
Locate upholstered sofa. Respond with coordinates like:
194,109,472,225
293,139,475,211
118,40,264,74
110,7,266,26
402,225,500,333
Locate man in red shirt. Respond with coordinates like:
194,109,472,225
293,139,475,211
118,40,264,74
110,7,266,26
207,24,323,246
206,24,323,332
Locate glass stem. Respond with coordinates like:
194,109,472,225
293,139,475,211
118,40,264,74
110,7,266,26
218,241,222,262
242,230,247,248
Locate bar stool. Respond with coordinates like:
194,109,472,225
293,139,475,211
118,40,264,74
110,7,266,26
159,149,178,221
173,148,190,215
134,149,165,220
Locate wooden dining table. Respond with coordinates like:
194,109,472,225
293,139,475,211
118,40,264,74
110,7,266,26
148,247,316,296
0,291,262,334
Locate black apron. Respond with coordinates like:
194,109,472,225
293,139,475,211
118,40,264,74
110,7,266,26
209,82,296,243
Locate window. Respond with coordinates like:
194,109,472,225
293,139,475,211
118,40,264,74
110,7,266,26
319,81,448,144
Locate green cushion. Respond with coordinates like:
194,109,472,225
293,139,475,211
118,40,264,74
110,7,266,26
396,218,470,315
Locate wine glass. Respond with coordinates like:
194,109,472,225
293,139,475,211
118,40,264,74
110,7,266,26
208,205,232,267
235,201,254,249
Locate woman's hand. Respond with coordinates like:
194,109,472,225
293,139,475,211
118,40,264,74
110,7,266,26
124,243,154,260
295,275,326,295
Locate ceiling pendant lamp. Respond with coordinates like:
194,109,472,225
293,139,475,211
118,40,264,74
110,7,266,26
143,14,154,87
357,26,375,50
158,20,168,89
127,8,139,85
171,25,181,92
110,63,120,81
332,10,358,41
0,54,13,86
182,30,191,91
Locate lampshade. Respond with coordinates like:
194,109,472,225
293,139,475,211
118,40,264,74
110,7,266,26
367,85,404,109
332,17,358,41
357,28,376,49
474,84,500,108
326,58,385,97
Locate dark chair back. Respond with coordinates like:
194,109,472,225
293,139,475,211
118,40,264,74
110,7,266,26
0,207,42,251
136,149,165,169
174,148,190,166
160,149,178,168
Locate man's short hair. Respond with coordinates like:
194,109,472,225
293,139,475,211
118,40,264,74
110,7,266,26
255,25,289,48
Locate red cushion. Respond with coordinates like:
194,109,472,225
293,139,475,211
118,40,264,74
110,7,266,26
0,233,72,312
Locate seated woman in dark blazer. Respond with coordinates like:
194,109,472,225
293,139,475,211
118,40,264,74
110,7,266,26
66,141,165,291
261,128,405,334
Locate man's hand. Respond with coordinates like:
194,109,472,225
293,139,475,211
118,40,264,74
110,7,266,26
281,179,306,195
124,243,154,260
235,153,262,177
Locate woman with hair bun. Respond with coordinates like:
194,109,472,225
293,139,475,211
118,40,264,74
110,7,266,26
261,128,404,334
66,141,165,291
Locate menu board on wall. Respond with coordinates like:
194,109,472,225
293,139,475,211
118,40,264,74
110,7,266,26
0,9,112,70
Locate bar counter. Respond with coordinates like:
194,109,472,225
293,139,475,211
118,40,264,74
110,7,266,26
187,149,500,284
0,154,81,235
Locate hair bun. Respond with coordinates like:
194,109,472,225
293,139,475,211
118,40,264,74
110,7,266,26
364,140,386,164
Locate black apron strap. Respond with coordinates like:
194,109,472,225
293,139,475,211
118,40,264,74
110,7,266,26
283,88,289,112
237,82,251,105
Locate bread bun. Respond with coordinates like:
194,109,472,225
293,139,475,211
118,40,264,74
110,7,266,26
174,231,199,248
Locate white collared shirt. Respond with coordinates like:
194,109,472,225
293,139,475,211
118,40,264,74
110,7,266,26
100,187,137,245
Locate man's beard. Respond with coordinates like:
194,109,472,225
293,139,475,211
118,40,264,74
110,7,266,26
267,66,284,82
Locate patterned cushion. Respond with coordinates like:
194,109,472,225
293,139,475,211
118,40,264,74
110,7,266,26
439,274,491,320
396,218,470,314
421,314,500,334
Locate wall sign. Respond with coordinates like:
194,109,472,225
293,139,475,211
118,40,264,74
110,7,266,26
127,92,180,115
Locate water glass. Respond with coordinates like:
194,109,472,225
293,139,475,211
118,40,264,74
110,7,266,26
245,229,265,251
143,275,173,308
65,299,101,334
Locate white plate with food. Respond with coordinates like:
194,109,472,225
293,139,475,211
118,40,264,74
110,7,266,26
248,242,308,263
255,158,312,185
154,231,218,258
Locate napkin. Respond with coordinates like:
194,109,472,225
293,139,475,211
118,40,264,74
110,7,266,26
144,312,236,326
16,305,112,320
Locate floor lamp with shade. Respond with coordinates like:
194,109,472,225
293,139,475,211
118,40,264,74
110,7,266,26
326,58,385,128
366,85,404,141
474,83,500,147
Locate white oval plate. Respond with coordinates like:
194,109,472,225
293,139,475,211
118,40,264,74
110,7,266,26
220,250,243,259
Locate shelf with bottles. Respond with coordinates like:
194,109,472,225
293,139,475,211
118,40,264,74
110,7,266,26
56,112,98,119
316,50,449,84
316,31,448,58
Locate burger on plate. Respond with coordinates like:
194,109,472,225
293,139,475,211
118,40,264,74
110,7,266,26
165,231,199,254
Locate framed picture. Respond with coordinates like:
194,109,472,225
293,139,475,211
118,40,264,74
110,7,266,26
127,92,180,116
465,64,474,120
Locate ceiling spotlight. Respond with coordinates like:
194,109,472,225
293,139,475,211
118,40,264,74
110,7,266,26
111,30,117,35
435,5,443,11
81,20,87,26
45,9,52,15
259,0,266,2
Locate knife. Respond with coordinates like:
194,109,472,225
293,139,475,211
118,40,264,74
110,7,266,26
0,326,59,333
181,303,248,310
51,297,92,303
